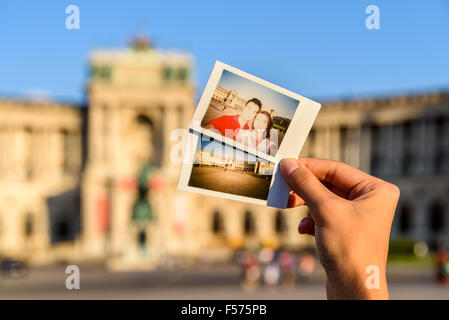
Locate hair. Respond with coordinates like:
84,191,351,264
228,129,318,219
252,111,273,138
245,98,262,111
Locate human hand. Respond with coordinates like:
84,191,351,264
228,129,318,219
280,158,400,300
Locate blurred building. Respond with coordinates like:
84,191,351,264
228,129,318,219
0,100,82,263
301,92,449,248
0,39,447,268
0,38,310,269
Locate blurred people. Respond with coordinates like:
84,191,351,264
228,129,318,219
240,251,261,290
297,252,316,279
263,259,280,288
435,242,449,285
279,250,296,289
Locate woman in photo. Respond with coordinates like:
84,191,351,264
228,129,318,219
236,110,276,155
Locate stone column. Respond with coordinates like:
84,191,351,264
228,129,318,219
0,127,4,175
424,119,436,175
163,106,178,172
314,128,329,159
410,201,428,242
110,106,120,168
390,124,403,175
52,129,63,178
383,124,395,176
4,126,13,179
1,207,22,255
412,119,427,174
89,106,103,162
347,127,361,168
328,127,340,161
359,124,372,173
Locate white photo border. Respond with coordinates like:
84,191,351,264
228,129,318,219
177,130,291,209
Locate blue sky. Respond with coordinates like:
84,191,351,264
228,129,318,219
0,1,448,104
218,70,299,119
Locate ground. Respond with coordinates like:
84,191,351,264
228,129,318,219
188,166,271,200
0,263,448,299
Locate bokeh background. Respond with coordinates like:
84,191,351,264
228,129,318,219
0,1,448,299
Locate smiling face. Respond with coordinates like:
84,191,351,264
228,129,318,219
253,112,269,130
241,101,260,122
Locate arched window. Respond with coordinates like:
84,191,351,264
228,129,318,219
244,210,255,235
24,213,34,238
429,202,445,233
275,210,287,234
212,210,224,234
398,203,412,234
134,114,164,167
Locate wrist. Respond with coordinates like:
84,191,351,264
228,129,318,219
325,265,389,300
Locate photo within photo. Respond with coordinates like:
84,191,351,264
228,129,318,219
188,137,275,200
200,69,300,157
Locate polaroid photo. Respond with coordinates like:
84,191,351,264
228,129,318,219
177,131,290,208
190,61,321,163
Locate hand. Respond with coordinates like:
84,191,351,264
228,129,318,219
280,158,400,300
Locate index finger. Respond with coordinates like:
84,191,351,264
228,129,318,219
298,157,375,194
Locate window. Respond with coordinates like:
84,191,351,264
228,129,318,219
212,211,224,234
435,117,445,173
398,204,412,234
244,210,255,235
24,213,34,238
164,66,174,81
177,67,189,82
402,121,412,174
61,129,70,174
430,202,445,234
275,210,287,234
339,126,348,162
24,127,33,180
370,125,380,175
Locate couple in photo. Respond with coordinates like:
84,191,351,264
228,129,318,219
202,98,276,155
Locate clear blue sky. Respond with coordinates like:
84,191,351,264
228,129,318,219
1,1,448,104
219,70,299,119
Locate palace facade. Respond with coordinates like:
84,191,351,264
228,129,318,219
0,40,448,268
195,149,274,176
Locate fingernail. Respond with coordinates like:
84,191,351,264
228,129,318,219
280,158,300,177
298,220,304,233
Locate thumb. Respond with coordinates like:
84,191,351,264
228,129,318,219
280,158,337,213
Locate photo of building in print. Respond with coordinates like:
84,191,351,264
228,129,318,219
189,140,274,200
194,146,274,176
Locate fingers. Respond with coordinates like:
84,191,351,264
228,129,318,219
298,157,375,194
280,158,337,213
288,192,305,208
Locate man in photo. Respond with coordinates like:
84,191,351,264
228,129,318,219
202,98,262,138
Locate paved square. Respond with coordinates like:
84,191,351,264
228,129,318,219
188,166,271,200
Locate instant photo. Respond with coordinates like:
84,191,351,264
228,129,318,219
178,132,290,208
190,61,321,162
189,138,274,200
